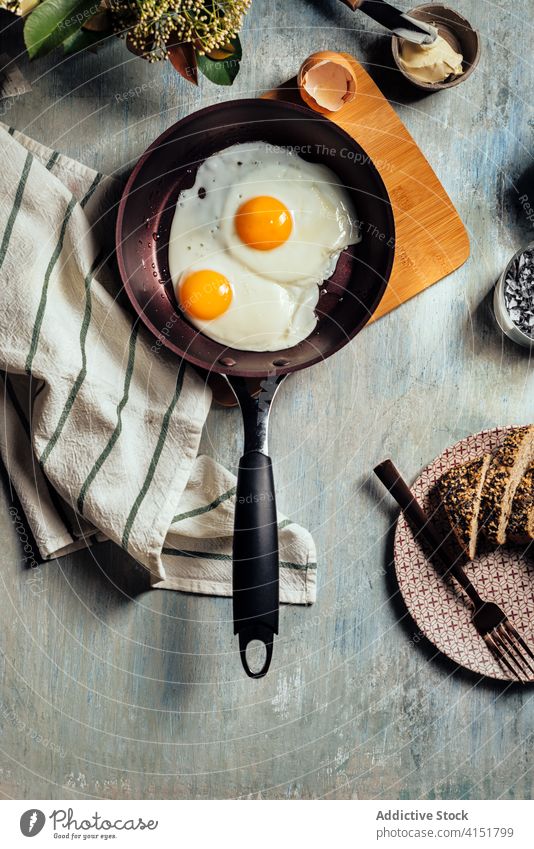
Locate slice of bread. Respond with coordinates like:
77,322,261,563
507,466,534,545
480,425,534,545
438,454,491,559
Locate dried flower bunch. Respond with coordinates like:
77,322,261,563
2,0,252,85
111,0,251,62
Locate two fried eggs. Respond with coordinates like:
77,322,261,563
168,142,360,352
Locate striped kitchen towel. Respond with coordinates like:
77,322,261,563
0,125,316,605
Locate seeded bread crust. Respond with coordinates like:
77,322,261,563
507,466,534,544
480,426,534,545
438,454,491,559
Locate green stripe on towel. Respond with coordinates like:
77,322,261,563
0,150,32,273
121,362,186,552
80,172,102,208
77,324,139,514
172,486,237,523
25,196,77,375
45,150,60,171
39,261,97,467
171,490,293,530
161,548,316,571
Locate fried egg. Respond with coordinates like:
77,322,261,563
168,142,360,352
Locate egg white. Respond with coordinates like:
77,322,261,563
168,142,360,352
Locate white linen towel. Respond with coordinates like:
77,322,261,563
0,125,316,604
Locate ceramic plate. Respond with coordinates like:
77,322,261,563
394,426,534,682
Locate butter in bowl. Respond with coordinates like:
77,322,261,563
391,4,480,90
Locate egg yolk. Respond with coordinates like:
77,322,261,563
235,196,292,251
179,270,233,320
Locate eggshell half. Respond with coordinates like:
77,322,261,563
298,51,357,114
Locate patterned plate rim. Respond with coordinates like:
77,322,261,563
394,425,534,683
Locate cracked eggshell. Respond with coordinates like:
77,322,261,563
297,52,357,114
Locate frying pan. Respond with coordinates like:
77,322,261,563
116,98,395,678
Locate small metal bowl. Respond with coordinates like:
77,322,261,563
493,242,534,350
391,4,481,91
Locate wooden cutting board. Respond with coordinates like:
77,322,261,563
265,55,469,321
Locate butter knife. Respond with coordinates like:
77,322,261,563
341,0,438,45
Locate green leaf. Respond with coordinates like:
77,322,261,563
24,0,100,59
62,26,107,55
197,36,242,86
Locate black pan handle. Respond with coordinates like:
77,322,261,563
226,373,287,678
234,451,278,677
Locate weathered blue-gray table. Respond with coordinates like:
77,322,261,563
1,0,533,800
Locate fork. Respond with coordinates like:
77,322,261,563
374,459,534,682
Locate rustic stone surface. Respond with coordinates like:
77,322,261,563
0,0,533,800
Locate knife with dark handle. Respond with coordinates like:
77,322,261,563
340,0,438,44
373,459,534,681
